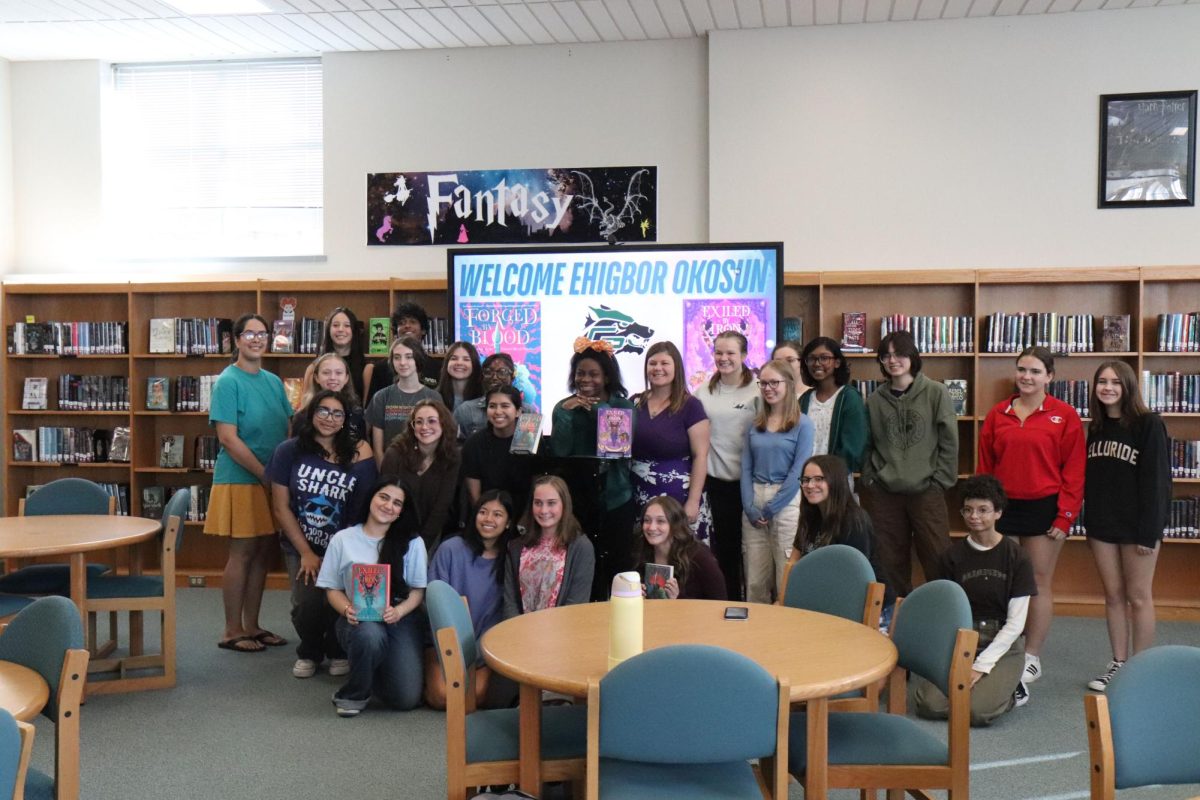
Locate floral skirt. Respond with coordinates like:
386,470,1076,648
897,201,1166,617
631,457,712,543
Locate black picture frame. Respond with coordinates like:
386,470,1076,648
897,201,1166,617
1099,90,1197,208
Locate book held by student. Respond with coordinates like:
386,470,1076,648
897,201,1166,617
352,563,391,623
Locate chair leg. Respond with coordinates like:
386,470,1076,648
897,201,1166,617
886,790,906,800
860,790,878,800
130,610,144,656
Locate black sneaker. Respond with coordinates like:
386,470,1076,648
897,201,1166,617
1013,681,1030,708
1087,660,1125,692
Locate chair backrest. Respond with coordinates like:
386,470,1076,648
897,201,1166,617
21,478,111,517
782,544,876,621
162,488,191,553
1106,645,1200,789
426,580,477,673
890,580,971,696
0,596,83,719
0,709,31,800
598,644,779,764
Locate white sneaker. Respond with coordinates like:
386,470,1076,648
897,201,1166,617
1023,654,1042,684
292,658,318,678
328,658,350,677
335,706,360,718
1013,681,1030,708
1087,660,1125,692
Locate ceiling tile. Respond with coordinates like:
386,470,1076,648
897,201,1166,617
527,2,576,40
478,3,533,41
840,0,866,20
349,8,420,45
813,0,839,22
788,0,814,23
332,9,401,45
426,5,489,42
709,0,739,27
863,0,891,19
603,0,649,37
629,0,671,35
404,6,466,43
761,0,788,24
577,0,624,38
501,2,557,40
680,0,715,30
552,1,601,40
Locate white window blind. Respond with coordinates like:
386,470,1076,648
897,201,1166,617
106,59,323,259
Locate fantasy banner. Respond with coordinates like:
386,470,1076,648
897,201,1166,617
367,166,657,246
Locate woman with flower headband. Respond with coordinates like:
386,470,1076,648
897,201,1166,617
549,337,636,597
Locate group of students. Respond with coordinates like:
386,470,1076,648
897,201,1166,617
200,304,1170,723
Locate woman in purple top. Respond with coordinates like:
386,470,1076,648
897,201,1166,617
632,341,712,542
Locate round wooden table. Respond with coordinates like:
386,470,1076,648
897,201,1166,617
481,600,897,798
0,515,162,647
0,661,49,723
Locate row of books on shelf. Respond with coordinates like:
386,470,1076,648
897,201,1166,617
270,318,325,354
157,435,218,469
21,375,131,412
13,427,113,464
146,376,219,412
853,379,969,416
26,482,130,515
141,484,209,522
983,313,1114,354
1046,380,1090,420
1169,438,1200,479
1156,313,1200,353
7,321,129,355
1142,372,1200,413
1066,503,1200,540
876,315,975,354
149,317,233,355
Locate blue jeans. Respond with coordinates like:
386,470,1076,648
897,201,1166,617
333,612,424,712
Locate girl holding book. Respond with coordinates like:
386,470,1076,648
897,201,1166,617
636,494,726,600
549,340,636,596
502,475,595,617
462,385,534,517
798,337,869,475
424,488,517,708
632,341,712,542
366,336,440,466
380,398,462,551
435,341,483,411
303,353,366,443
267,389,377,679
696,330,759,601
1083,361,1170,692
301,307,370,401
978,346,1085,686
740,359,813,602
316,477,428,717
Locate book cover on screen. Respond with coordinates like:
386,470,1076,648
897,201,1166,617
644,563,674,599
352,563,391,623
596,406,633,459
510,412,544,455
459,302,542,413
681,299,769,391
367,318,390,355
842,312,868,352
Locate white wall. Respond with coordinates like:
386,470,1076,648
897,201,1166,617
0,58,11,271
709,5,1200,270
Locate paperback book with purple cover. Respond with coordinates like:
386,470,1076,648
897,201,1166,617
681,299,769,391
596,406,632,459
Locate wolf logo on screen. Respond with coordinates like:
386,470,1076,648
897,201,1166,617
582,305,655,355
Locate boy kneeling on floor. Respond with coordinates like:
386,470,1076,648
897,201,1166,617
915,474,1036,726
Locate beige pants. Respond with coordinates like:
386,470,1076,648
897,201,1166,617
742,482,800,604
914,636,1026,727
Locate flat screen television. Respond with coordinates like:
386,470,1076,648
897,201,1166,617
448,242,784,432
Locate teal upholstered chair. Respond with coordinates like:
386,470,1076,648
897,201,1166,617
0,478,115,596
0,708,35,800
1085,645,1200,799
0,595,34,625
0,596,89,800
585,644,790,800
787,579,977,800
85,488,188,694
780,544,886,711
426,580,585,800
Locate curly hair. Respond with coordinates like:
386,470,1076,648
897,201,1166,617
634,495,700,592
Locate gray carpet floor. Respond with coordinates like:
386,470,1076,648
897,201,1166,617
24,589,1200,800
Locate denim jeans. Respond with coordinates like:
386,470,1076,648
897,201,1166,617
333,611,425,712
283,549,345,663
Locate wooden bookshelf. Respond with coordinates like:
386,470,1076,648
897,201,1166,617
3,268,1198,615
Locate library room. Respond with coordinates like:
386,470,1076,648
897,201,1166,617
1,2,1199,800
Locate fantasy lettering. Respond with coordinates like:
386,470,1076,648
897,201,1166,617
426,174,573,243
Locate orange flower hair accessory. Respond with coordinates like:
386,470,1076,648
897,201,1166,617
574,337,614,356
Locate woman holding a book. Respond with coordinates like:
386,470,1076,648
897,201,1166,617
978,346,1085,687
632,341,712,542
549,339,636,596
740,358,813,603
636,494,726,600
303,353,366,443
697,330,759,601
435,341,483,411
1083,360,1170,693
366,336,440,466
502,475,595,617
302,306,371,401
316,477,428,717
798,337,868,476
462,384,534,517
380,398,462,552
206,313,295,654
424,488,517,708
267,389,377,679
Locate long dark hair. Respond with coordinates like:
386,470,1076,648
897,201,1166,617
799,336,851,387
321,307,365,396
635,494,699,591
463,489,518,584
294,390,357,466
231,313,268,363
437,341,484,408
568,347,627,399
706,330,754,393
366,476,421,603
385,398,460,472
639,341,689,414
1088,360,1150,434
794,455,856,551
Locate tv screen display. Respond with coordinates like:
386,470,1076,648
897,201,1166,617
449,242,783,431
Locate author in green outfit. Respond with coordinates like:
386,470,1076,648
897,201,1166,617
549,338,636,598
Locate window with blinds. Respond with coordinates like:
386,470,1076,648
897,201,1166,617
105,59,323,259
